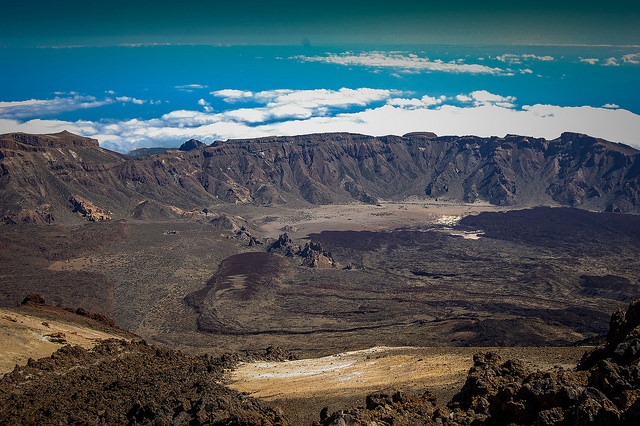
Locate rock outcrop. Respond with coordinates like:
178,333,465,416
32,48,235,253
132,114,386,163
69,194,111,221
269,233,337,268
179,138,206,151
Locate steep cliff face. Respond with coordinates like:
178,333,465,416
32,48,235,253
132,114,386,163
192,132,640,211
1,131,639,221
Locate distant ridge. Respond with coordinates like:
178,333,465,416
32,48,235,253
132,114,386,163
1,131,639,221
0,130,99,151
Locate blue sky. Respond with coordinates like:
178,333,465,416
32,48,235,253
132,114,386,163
1,2,639,152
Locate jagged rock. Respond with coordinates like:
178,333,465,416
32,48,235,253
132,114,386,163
268,233,299,257
269,234,336,267
0,340,290,425
321,389,438,425
69,195,111,222
297,242,337,268
579,300,640,370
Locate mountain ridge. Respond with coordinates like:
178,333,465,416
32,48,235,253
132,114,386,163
1,131,639,222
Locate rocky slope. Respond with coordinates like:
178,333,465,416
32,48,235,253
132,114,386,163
0,294,139,374
320,299,640,425
0,294,293,424
2,131,640,222
2,297,638,425
0,339,290,425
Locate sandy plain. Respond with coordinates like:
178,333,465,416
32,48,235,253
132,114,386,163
238,200,508,238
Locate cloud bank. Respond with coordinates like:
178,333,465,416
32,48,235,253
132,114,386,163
293,52,506,75
0,95,114,120
0,88,638,153
494,54,555,64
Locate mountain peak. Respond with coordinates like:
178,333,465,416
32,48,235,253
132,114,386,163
178,139,206,151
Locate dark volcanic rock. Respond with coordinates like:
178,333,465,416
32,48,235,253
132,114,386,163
185,252,288,334
269,233,337,267
21,293,46,305
0,340,289,425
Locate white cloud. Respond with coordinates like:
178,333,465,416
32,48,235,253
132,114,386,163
198,98,213,113
2,88,638,153
422,95,447,106
211,87,396,122
387,95,446,109
293,52,505,75
457,90,517,108
175,84,209,92
494,54,554,64
622,53,640,64
580,57,600,65
257,88,393,109
211,89,254,102
603,57,620,67
0,95,114,120
116,96,146,105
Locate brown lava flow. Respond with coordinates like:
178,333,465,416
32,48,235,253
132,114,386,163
185,252,287,333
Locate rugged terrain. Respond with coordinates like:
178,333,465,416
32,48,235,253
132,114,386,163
1,130,639,424
1,296,638,424
2,131,640,225
313,299,640,425
0,339,290,425
2,203,638,357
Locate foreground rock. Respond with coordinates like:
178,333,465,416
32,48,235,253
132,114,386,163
0,339,289,425
320,300,640,425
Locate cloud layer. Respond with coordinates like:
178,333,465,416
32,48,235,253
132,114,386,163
1,88,638,153
0,95,113,120
294,52,506,75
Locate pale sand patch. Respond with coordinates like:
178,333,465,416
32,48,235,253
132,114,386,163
254,201,506,239
226,345,585,403
226,346,469,400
